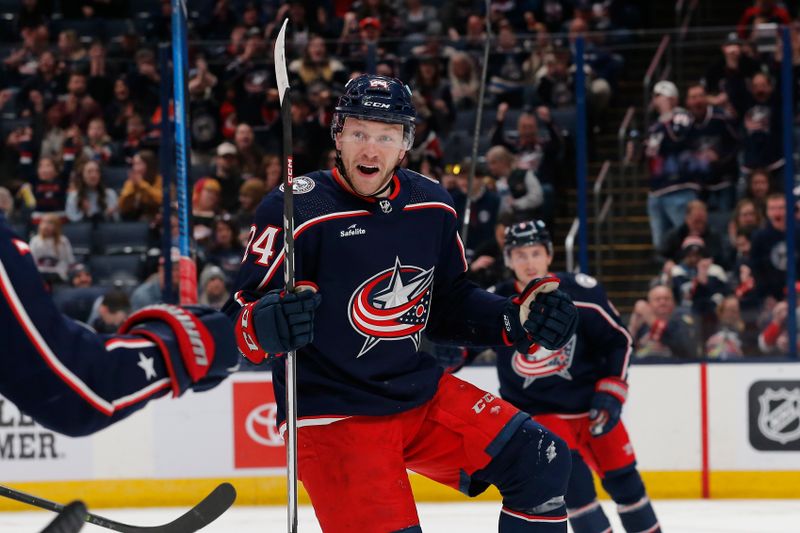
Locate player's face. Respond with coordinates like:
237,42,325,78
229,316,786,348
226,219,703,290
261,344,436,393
336,118,406,196
509,244,551,284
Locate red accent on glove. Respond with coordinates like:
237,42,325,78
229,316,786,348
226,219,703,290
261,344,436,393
649,319,666,342
235,301,270,364
119,304,216,383
595,377,629,404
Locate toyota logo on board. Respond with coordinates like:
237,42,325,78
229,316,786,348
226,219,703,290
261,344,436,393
245,403,283,447
233,380,286,468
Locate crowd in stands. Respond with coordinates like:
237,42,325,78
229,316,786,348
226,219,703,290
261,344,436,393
6,0,800,361
635,1,800,359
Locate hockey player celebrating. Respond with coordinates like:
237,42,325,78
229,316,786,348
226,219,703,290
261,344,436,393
0,215,239,437
224,74,579,533
492,220,660,533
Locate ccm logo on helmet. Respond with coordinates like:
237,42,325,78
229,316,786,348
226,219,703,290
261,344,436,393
363,101,391,109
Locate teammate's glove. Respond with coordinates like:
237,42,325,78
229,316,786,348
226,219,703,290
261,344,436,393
240,287,321,363
502,276,579,352
589,377,628,437
119,304,240,396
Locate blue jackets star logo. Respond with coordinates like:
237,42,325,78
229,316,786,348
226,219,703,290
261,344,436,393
511,334,576,387
348,257,435,357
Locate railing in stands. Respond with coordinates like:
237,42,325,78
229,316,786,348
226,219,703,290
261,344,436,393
593,160,613,277
642,34,671,127
565,217,581,274
616,106,637,218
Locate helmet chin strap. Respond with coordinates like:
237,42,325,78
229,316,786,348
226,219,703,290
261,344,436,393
335,151,397,199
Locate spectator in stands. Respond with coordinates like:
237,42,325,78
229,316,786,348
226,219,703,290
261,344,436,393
130,249,179,311
235,178,266,237
105,76,138,141
744,167,777,216
205,216,244,285
447,51,480,110
233,123,264,180
406,111,444,178
69,262,93,289
728,198,764,252
66,160,119,223
660,200,728,269
192,177,222,246
29,213,75,286
127,48,161,117
56,30,88,73
0,188,15,222
629,284,699,359
118,150,162,221
704,33,760,111
412,56,454,135
20,135,77,223
666,236,730,340
737,0,791,41
290,94,331,175
354,0,401,38
734,72,784,179
567,17,617,110
199,0,237,40
288,35,348,93
120,112,148,163
187,54,222,164
212,141,243,212
20,50,64,113
487,20,528,107
490,102,562,187
198,264,229,310
3,24,49,79
89,289,131,335
56,72,102,131
750,193,800,302
684,83,740,211
16,0,48,31
81,117,116,164
261,153,282,193
400,0,440,43
532,48,576,109
447,157,500,263
705,296,750,358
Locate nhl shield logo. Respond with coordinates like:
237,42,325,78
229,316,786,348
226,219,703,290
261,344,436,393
379,199,392,213
348,257,434,357
757,387,800,445
511,334,576,388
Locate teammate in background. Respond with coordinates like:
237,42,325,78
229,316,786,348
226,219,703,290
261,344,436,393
224,75,579,533
488,220,660,533
0,214,239,438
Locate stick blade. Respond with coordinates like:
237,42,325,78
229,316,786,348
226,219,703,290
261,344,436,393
40,500,87,533
274,19,290,104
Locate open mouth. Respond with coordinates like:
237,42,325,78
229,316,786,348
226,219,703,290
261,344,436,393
357,164,380,176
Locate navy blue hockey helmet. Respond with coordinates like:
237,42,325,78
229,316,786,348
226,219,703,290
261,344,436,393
504,220,553,266
331,75,416,150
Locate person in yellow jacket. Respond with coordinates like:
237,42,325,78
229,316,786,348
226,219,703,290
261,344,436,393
118,149,163,221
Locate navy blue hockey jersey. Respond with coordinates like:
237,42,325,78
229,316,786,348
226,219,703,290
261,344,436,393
224,168,510,425
491,272,632,415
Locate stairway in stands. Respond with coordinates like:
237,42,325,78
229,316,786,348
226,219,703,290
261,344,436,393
552,0,754,314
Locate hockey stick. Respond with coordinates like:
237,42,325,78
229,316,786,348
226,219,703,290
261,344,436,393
171,0,198,304
460,0,492,246
40,500,87,533
273,18,299,533
1,482,236,533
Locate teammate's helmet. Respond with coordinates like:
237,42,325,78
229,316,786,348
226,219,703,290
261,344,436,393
504,220,553,262
331,75,416,150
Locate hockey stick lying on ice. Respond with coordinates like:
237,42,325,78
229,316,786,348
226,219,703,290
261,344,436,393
40,500,87,533
1,482,236,533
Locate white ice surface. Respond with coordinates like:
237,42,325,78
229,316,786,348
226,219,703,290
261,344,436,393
2,499,800,532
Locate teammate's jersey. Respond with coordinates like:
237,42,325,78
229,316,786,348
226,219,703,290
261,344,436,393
491,272,632,415
224,168,509,425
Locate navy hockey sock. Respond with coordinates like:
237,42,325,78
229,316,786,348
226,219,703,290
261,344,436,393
474,419,570,532
566,452,611,533
601,468,660,533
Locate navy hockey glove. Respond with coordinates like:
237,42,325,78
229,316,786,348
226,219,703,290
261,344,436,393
589,377,628,436
246,287,321,362
502,277,579,352
119,304,240,396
